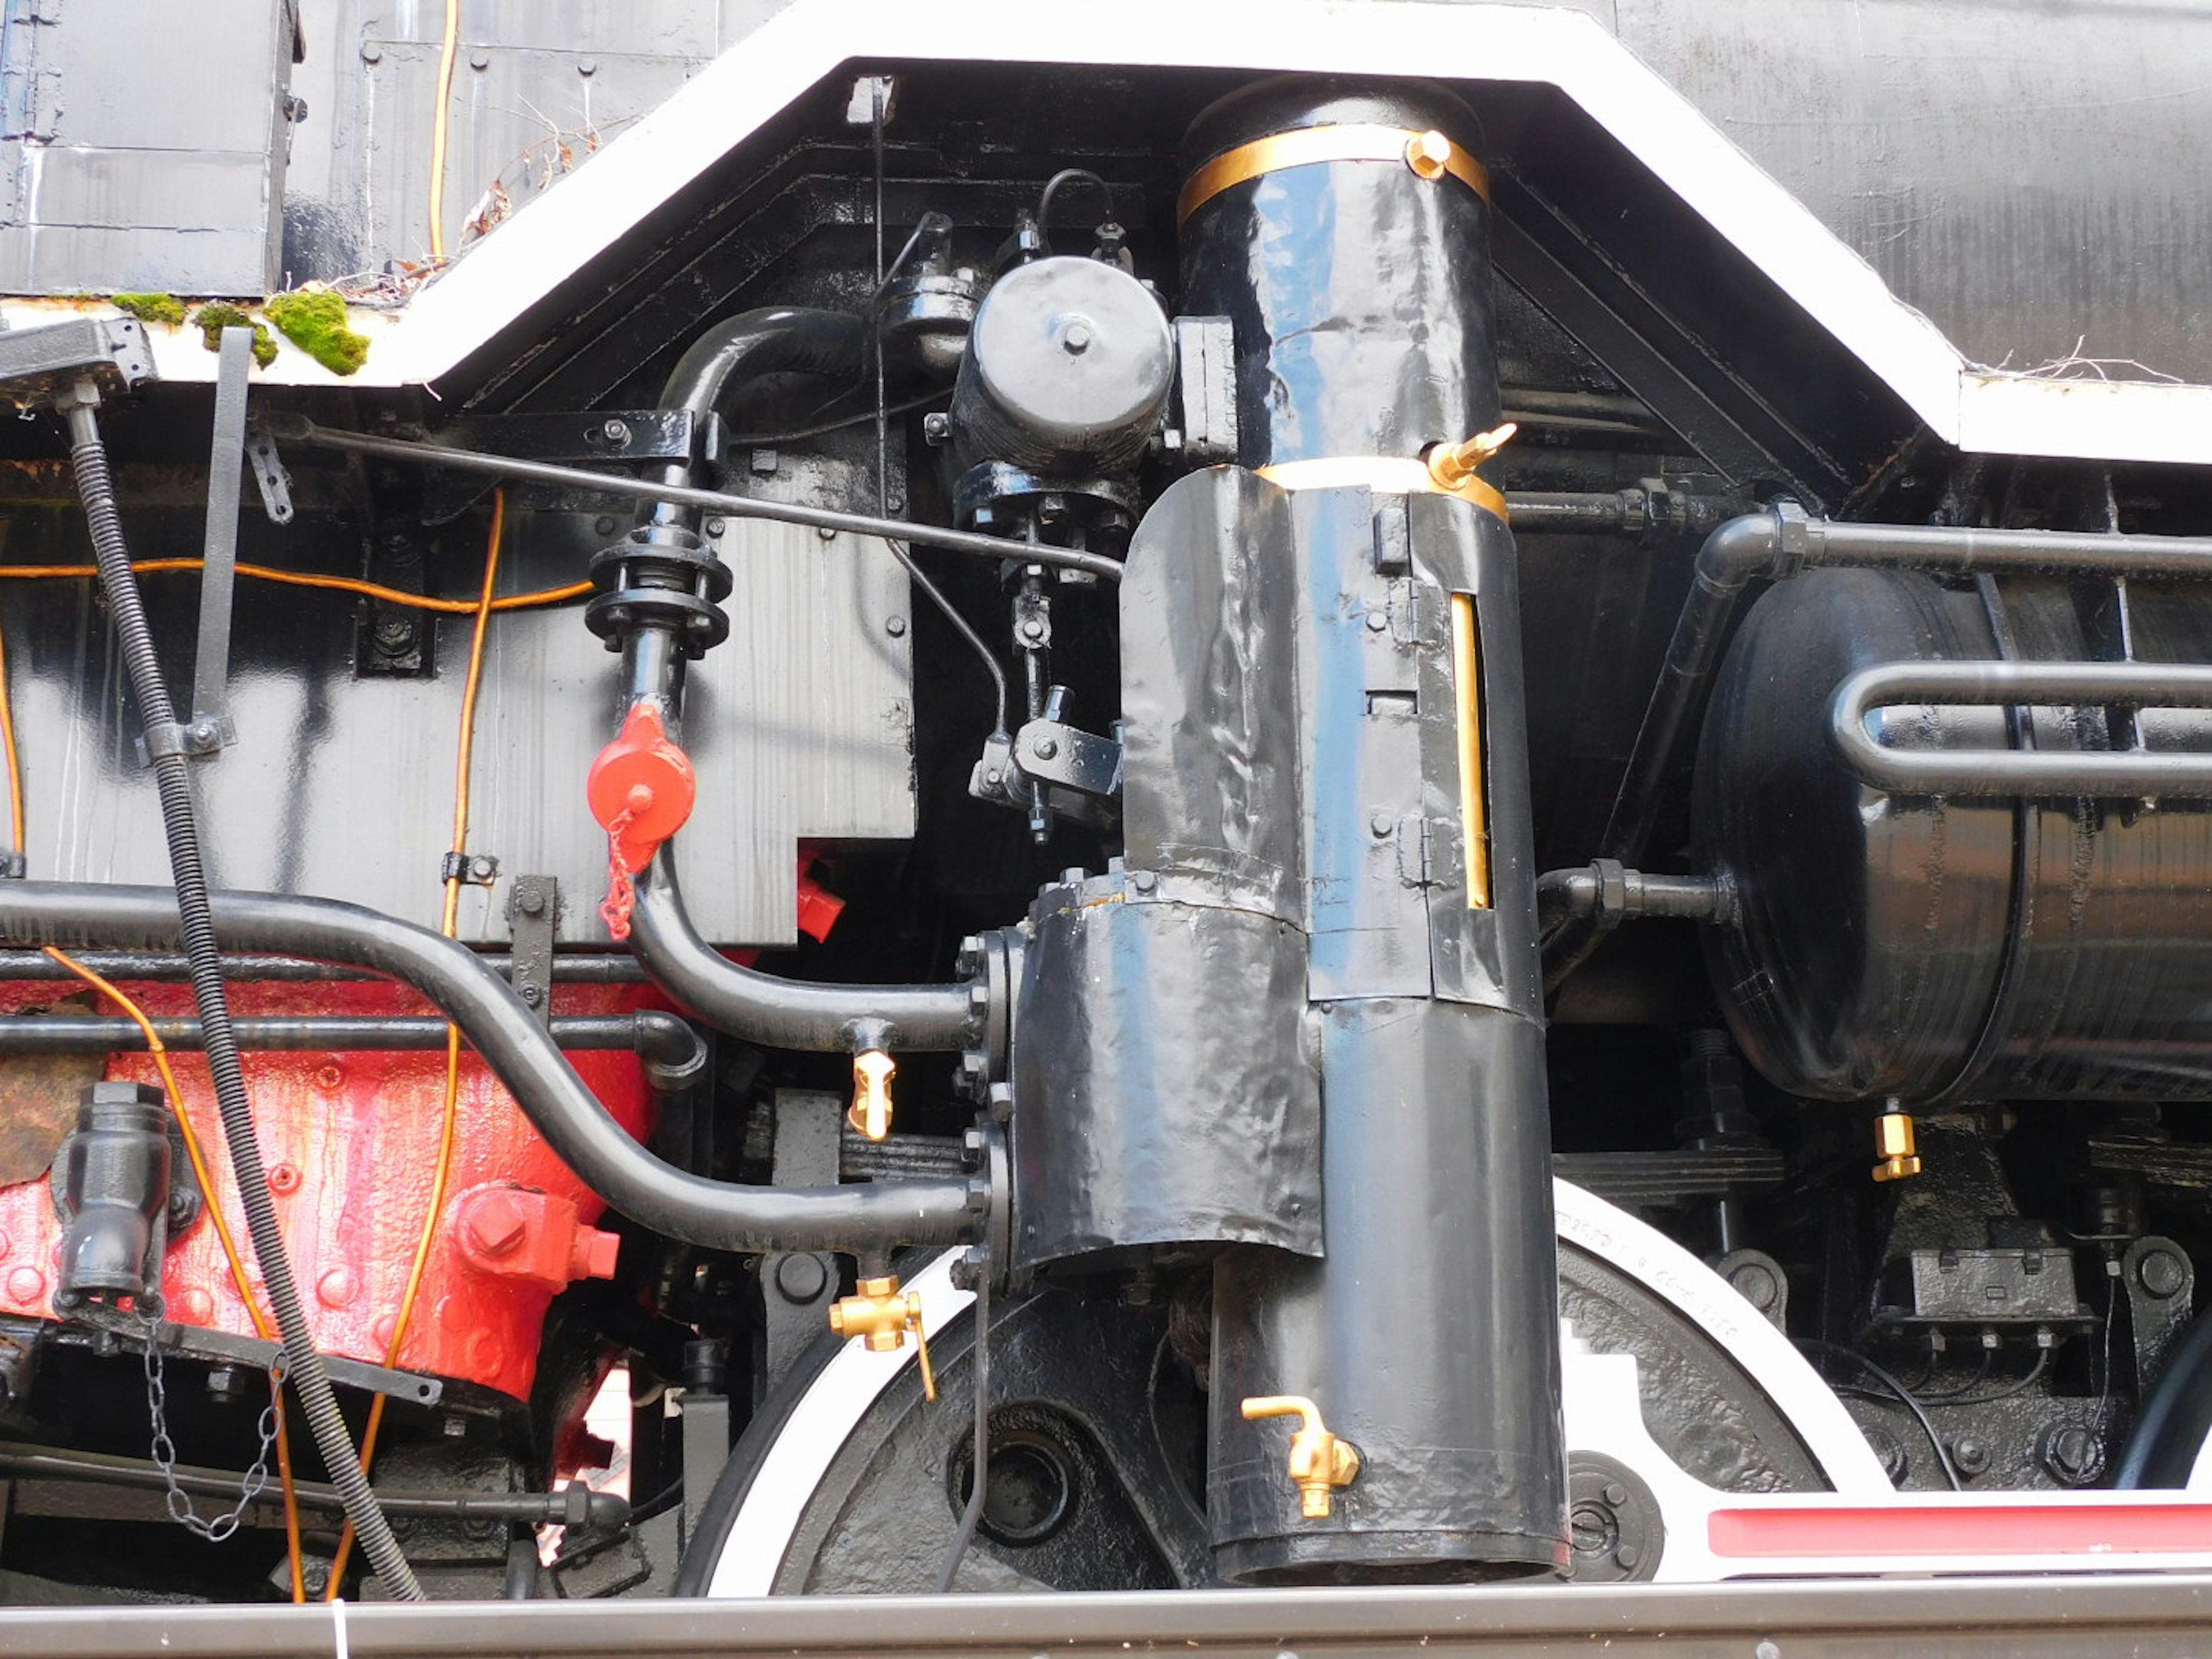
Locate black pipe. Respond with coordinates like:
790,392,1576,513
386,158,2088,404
619,625,983,1055
63,399,421,1600
0,1010,702,1069
1547,503,2212,990
628,854,977,1053
647,307,864,510
0,950,641,983
1534,862,1734,929
0,881,982,1255
0,1441,630,1529
274,418,1125,584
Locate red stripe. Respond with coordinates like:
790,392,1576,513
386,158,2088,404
1710,1504,2212,1558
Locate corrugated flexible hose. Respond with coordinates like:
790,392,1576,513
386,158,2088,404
63,399,424,1601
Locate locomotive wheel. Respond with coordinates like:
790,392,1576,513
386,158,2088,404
680,1185,1887,1594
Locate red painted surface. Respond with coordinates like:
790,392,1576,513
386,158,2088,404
0,977,655,1403
1709,1502,2212,1558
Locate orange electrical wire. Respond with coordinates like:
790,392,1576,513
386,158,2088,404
0,559,588,616
39,948,308,1601
0,615,21,858
326,488,505,1597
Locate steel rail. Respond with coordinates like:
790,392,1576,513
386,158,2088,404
5,1577,2212,1656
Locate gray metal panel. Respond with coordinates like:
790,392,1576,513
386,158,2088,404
0,0,292,295
25,513,911,947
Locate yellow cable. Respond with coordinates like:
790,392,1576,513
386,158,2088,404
39,948,308,1601
326,488,503,1597
0,559,587,616
427,0,463,262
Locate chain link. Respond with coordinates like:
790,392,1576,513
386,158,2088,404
138,1310,282,1543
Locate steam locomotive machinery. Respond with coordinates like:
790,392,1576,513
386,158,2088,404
4,16,2212,1612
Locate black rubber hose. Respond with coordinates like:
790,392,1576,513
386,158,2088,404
0,881,982,1255
2116,1306,2212,1488
62,402,423,1601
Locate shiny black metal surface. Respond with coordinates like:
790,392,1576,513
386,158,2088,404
1698,566,2212,1101
1009,469,1320,1275
1180,79,1500,471
1184,78,1564,1583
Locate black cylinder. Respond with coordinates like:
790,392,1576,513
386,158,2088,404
55,1081,171,1308
1181,78,1567,1584
1697,566,2212,1101
1180,77,1502,471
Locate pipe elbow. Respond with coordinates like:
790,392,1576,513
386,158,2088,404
1695,506,1786,589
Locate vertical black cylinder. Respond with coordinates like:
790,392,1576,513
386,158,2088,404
1182,78,1568,1583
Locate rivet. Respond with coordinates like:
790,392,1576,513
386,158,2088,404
886,616,907,637
468,49,489,70
317,1268,355,1309
5,1267,44,1305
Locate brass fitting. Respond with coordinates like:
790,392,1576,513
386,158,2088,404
1404,128,1455,181
1873,1110,1922,1183
1425,423,1518,494
828,1274,935,1399
847,1048,896,1143
1242,1395,1361,1519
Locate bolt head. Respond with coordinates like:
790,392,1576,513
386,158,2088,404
517,887,546,916
2139,1247,2189,1299
1058,317,1094,355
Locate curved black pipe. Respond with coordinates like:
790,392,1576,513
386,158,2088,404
0,881,982,1255
647,307,866,524
628,851,978,1052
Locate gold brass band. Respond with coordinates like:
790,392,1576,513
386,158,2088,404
1255,455,1510,524
1177,123,1491,223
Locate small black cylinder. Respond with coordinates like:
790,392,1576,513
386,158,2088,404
55,1081,170,1307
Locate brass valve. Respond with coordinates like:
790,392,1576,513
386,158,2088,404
1425,423,1518,494
828,1274,936,1399
1242,1395,1361,1519
847,1048,896,1143
1873,1109,1922,1183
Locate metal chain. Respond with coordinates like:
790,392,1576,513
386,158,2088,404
139,1310,282,1542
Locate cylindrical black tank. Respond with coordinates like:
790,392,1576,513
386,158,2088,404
1697,566,2212,1101
1181,76,1567,1585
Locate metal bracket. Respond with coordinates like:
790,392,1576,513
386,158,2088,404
61,1308,442,1407
0,316,156,411
243,422,294,525
506,875,559,1026
1013,718,1123,800
185,328,253,761
442,851,501,888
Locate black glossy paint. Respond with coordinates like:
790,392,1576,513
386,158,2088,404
1181,78,1565,1584
1180,79,1502,471
1698,566,2212,1102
